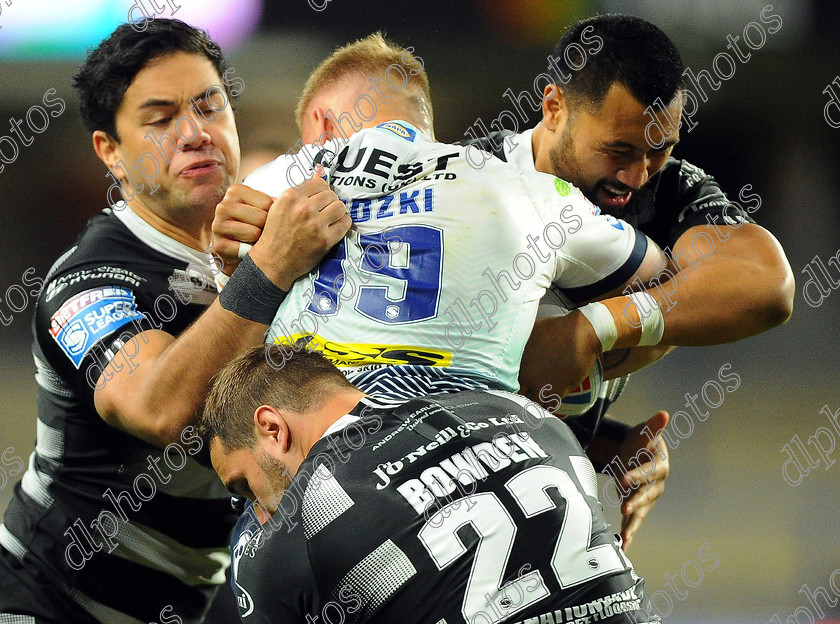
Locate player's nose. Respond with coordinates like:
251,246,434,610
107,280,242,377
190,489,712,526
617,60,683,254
616,156,649,190
176,113,212,150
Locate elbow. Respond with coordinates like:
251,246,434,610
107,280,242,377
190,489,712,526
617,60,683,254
762,265,795,329
152,416,193,449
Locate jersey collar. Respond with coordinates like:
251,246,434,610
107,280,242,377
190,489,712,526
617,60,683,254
319,413,362,440
507,128,537,173
112,201,211,267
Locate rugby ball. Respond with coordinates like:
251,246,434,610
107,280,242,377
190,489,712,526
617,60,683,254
555,356,603,418
536,289,603,418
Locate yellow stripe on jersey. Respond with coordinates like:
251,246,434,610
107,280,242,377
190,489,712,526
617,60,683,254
274,333,452,368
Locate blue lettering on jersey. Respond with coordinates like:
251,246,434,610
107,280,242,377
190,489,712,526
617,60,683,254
350,199,372,223
376,194,395,219
398,188,435,214
48,286,146,368
604,214,625,230
399,191,421,214
354,189,434,223
377,122,417,142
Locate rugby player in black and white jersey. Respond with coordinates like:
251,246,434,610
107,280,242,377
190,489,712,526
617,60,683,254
464,15,794,548
0,20,350,624
200,346,661,624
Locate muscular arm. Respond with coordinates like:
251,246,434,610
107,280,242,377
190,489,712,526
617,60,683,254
569,224,791,363
93,180,351,448
519,233,670,398
648,221,793,345
527,221,794,387
596,221,792,377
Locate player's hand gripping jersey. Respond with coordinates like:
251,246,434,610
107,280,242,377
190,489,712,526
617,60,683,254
230,391,659,624
246,122,648,401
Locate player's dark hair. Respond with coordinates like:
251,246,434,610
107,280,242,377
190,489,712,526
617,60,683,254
73,18,233,140
200,345,356,452
549,14,684,109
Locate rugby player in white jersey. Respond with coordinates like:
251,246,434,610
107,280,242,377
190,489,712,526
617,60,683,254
211,34,685,548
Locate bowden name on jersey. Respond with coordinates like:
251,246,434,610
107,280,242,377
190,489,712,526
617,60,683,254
230,390,658,624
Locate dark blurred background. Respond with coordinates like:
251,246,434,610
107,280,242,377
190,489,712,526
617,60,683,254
1,1,838,621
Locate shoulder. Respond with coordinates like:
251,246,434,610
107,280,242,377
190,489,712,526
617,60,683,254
39,210,153,306
631,157,754,247
34,208,209,379
645,157,726,207
243,153,301,197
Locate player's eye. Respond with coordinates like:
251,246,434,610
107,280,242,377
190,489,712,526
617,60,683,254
148,117,172,127
603,145,631,156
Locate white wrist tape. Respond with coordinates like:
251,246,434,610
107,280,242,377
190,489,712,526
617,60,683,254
628,292,665,346
237,242,253,260
214,271,230,293
577,302,618,353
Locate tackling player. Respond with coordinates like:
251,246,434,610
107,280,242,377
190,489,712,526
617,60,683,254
467,14,794,547
200,346,662,624
0,19,349,624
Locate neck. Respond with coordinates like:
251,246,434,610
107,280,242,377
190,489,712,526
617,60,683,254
124,196,213,251
366,92,434,139
298,389,366,458
530,122,548,172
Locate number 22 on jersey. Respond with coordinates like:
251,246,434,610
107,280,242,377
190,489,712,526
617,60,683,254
418,465,628,624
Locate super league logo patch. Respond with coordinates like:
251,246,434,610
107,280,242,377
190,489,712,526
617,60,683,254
49,286,145,368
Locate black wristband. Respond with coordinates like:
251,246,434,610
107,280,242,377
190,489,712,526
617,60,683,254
218,254,288,324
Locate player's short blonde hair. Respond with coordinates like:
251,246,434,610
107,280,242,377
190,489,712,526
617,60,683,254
295,32,432,132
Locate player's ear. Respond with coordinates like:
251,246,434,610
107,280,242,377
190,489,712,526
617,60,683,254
315,108,338,142
254,405,291,454
92,130,121,174
541,84,568,132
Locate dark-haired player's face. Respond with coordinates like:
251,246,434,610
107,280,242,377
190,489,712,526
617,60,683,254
102,51,240,224
211,439,293,524
547,82,681,217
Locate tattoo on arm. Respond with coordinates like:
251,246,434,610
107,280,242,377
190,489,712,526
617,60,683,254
602,348,631,371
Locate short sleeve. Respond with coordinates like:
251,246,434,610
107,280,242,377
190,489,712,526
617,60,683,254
525,172,648,305
36,282,160,396
651,159,756,248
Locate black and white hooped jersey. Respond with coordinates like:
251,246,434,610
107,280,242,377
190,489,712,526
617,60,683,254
231,390,660,624
1,205,239,623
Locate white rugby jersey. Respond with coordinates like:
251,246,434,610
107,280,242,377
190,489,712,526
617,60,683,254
245,121,647,399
